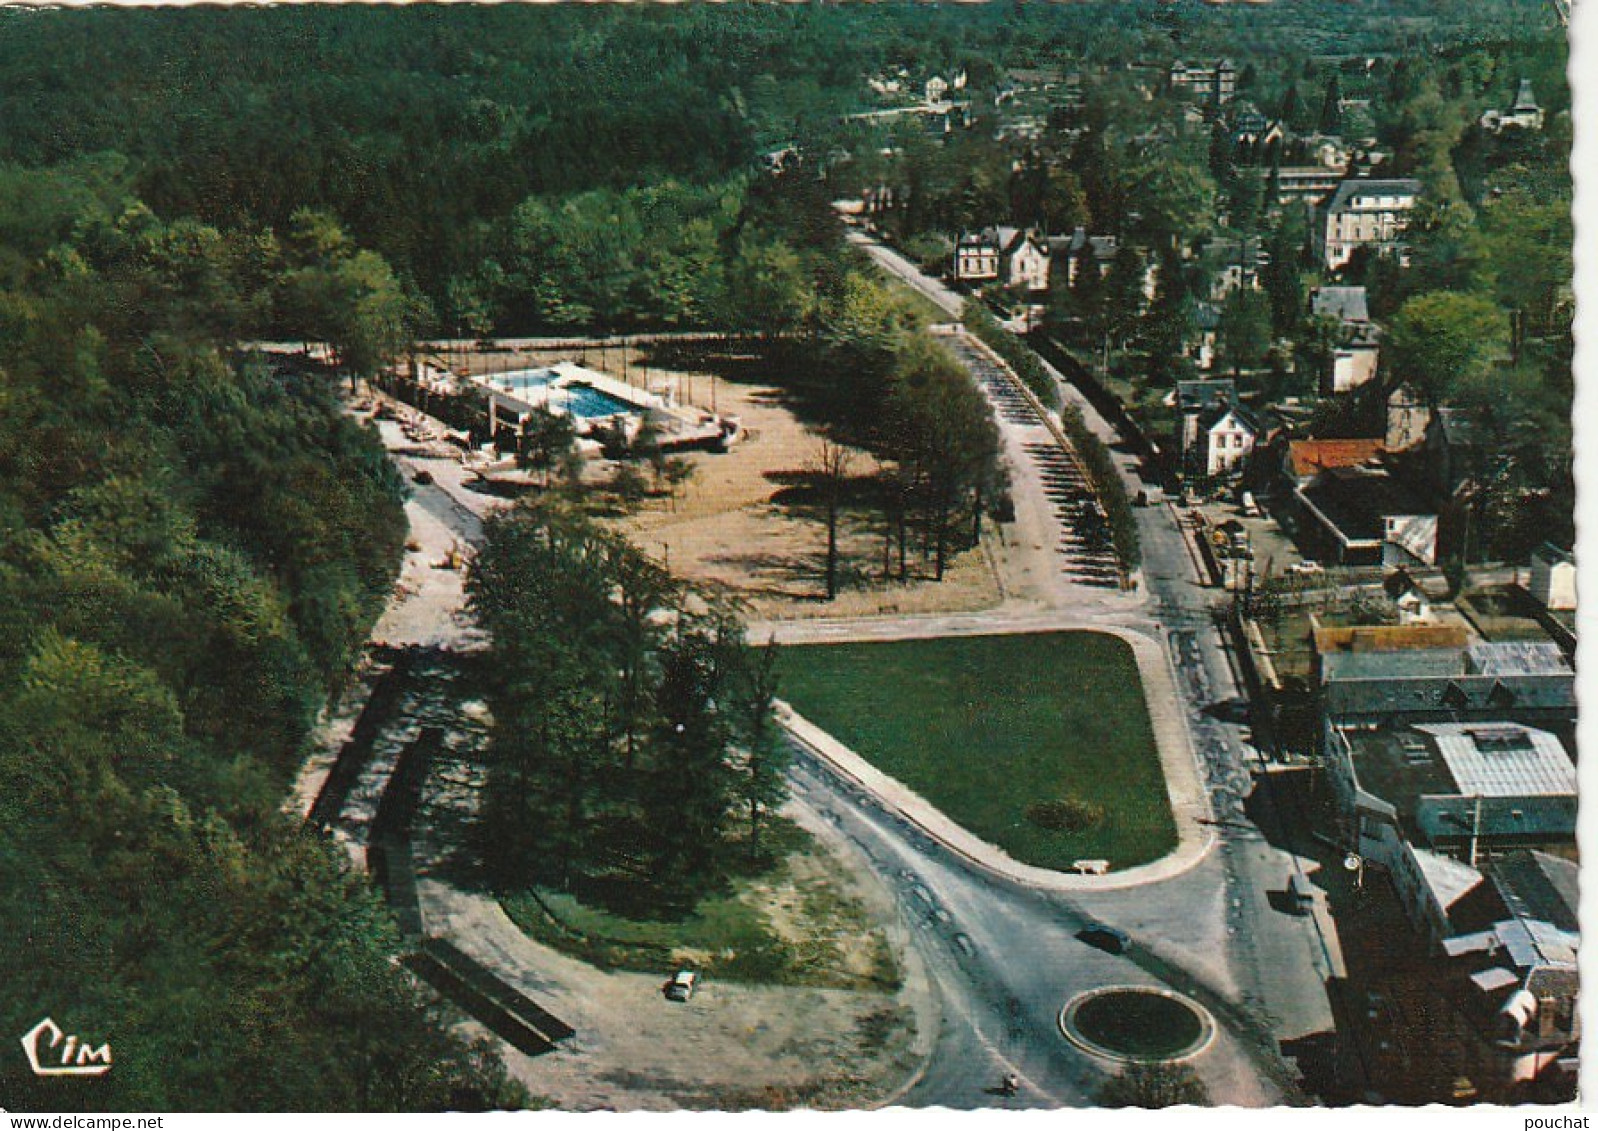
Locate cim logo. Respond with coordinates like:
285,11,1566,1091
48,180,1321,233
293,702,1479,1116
20,1018,112,1078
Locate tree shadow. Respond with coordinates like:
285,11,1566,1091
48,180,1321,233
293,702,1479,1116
643,339,885,453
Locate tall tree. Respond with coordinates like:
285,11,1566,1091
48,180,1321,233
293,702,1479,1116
810,437,856,601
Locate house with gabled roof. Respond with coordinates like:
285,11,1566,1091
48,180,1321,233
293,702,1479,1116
1316,177,1422,270
1168,58,1237,105
1528,543,1575,612
1048,226,1119,288
1294,465,1438,565
1310,285,1382,392
953,226,1052,291
1173,378,1259,480
1481,79,1545,133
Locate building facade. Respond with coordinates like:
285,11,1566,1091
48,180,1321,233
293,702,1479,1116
1317,178,1422,270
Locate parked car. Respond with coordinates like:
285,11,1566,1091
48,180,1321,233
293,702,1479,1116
664,969,699,1002
1287,560,1324,576
1076,923,1130,955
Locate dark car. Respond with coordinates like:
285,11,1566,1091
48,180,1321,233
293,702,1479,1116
1077,923,1131,955
412,469,434,486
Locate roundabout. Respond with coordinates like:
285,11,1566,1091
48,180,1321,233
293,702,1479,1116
1059,986,1215,1064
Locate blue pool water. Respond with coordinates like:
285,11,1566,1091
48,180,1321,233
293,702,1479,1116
558,384,636,419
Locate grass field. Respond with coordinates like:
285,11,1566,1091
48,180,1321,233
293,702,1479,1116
775,631,1177,870
501,818,901,991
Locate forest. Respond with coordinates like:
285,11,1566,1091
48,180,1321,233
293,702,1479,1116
0,161,520,1108
0,0,1573,1111
0,0,1550,334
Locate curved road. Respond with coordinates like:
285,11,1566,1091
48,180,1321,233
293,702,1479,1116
786,742,1296,1107
375,271,1340,1106
818,221,1341,1105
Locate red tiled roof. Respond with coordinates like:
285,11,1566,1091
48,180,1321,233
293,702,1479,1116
1288,438,1385,479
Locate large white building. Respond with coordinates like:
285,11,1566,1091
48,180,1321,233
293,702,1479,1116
1316,178,1422,270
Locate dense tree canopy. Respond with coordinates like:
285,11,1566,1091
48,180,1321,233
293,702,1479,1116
0,161,517,1111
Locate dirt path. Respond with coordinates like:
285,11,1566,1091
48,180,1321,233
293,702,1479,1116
414,772,939,1111
294,392,936,1111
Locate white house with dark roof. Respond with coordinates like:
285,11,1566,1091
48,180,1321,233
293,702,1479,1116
953,227,1051,291
1480,79,1545,133
1316,177,1422,270
953,227,1006,282
1006,231,1051,292
1174,378,1259,480
1310,285,1382,393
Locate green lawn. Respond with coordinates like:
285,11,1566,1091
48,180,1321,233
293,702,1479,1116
501,819,900,991
775,632,1177,870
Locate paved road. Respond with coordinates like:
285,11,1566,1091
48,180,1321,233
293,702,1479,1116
372,263,1340,1103
847,228,965,319
827,225,1341,1098
787,743,1293,1107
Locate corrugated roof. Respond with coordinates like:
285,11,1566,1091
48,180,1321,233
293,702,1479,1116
1465,641,1570,677
1414,722,1576,798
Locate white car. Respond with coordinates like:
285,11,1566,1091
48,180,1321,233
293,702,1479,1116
1287,560,1325,576
664,969,699,1002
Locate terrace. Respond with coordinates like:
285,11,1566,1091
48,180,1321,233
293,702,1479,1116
472,360,739,452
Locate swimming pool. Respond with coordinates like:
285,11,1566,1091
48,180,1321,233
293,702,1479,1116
493,371,558,393
557,384,637,419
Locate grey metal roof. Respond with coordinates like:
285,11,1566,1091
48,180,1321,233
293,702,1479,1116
1324,669,1577,715
1413,722,1577,798
1496,917,1577,970
1311,285,1370,324
1321,648,1463,683
1465,641,1570,677
1491,850,1579,934
1323,177,1423,215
